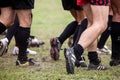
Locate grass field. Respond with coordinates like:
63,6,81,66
0,0,120,80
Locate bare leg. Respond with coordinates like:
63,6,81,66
78,4,109,49
0,7,15,27
16,10,32,27
15,9,32,61
0,7,15,56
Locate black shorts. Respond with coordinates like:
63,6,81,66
0,0,34,9
0,0,12,7
61,0,83,10
12,0,35,9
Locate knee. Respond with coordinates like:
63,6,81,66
7,20,14,27
19,15,32,27
100,23,108,33
0,18,14,27
93,21,108,34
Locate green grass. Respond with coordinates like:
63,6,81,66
0,0,120,80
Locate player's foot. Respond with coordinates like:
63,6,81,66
28,37,45,47
50,38,61,60
110,58,120,66
12,46,19,55
26,48,37,55
0,38,8,56
64,48,76,74
16,58,40,67
75,56,87,67
88,59,107,70
97,45,111,54
12,46,37,55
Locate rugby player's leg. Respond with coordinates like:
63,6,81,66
110,0,120,66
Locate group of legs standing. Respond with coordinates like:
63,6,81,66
0,0,39,66
50,0,87,67
50,0,120,74
1,14,44,55
0,0,120,75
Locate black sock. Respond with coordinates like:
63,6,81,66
15,26,30,61
58,21,78,45
111,22,120,60
6,14,19,45
6,25,17,45
0,22,6,34
88,52,100,65
97,15,112,49
73,18,88,46
73,44,84,60
72,25,79,45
